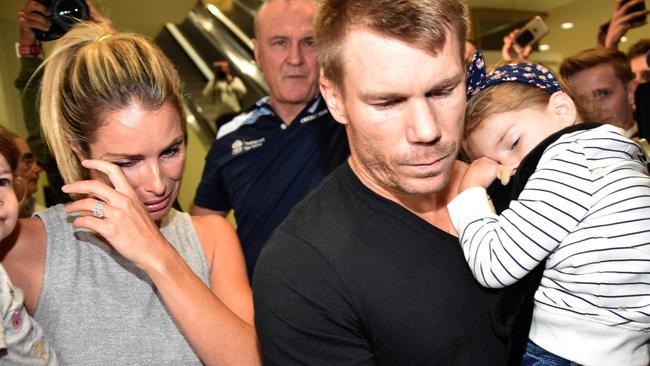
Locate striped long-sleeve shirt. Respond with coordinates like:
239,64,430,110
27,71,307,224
448,124,650,365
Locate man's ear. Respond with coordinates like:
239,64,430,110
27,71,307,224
320,72,348,125
548,91,577,127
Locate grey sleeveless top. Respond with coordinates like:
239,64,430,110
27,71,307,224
34,205,209,365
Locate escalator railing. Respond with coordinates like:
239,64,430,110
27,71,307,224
155,0,267,146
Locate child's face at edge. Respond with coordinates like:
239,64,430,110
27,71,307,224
465,106,570,170
0,155,19,242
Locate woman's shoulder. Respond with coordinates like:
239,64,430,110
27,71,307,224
190,214,235,236
190,214,240,265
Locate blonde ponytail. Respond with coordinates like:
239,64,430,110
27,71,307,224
39,22,183,186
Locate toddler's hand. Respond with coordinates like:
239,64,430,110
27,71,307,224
459,157,502,192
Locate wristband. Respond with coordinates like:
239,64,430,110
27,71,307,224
15,43,42,58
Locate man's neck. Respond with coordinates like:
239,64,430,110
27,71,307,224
268,99,310,125
348,157,467,234
623,120,638,138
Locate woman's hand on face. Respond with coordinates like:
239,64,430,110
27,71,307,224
62,159,169,272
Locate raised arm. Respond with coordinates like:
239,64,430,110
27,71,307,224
599,0,650,49
229,77,248,99
501,29,532,62
15,1,52,174
62,159,260,365
146,214,260,365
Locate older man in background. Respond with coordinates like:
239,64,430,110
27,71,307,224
192,0,348,279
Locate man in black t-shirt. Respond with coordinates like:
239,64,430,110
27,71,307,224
253,0,508,364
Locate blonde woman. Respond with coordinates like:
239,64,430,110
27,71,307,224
1,21,260,365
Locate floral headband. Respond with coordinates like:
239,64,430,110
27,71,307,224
466,51,562,100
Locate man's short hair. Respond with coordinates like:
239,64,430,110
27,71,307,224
254,0,318,38
627,39,650,60
560,48,634,85
316,0,469,92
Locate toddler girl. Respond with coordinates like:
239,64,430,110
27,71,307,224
449,54,650,365
0,126,57,364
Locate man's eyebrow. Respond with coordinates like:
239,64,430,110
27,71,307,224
0,168,11,175
359,91,407,102
428,72,464,91
360,72,464,102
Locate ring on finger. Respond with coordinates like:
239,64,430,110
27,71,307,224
92,200,106,219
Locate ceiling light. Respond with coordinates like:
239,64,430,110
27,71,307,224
561,22,574,29
538,44,551,51
621,36,628,43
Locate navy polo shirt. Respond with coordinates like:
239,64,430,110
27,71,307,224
194,95,349,278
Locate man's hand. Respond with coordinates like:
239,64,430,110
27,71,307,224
501,29,532,62
601,0,649,49
17,0,50,46
17,0,115,48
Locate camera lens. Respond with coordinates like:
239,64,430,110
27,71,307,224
34,0,90,41
52,0,89,29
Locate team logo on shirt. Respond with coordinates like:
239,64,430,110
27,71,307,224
231,138,265,155
299,108,329,124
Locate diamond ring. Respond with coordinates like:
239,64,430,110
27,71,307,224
92,200,106,219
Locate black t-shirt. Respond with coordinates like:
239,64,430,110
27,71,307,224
254,162,508,365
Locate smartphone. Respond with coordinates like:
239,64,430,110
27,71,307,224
622,0,647,26
515,16,549,49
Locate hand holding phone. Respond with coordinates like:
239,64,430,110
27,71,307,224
514,16,549,49
502,29,532,61
621,0,647,26
602,0,649,49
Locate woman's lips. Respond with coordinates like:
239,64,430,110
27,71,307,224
144,195,171,213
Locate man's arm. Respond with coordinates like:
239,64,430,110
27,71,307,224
599,0,650,49
253,230,374,366
229,77,247,99
501,29,532,62
202,79,215,98
15,1,51,168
